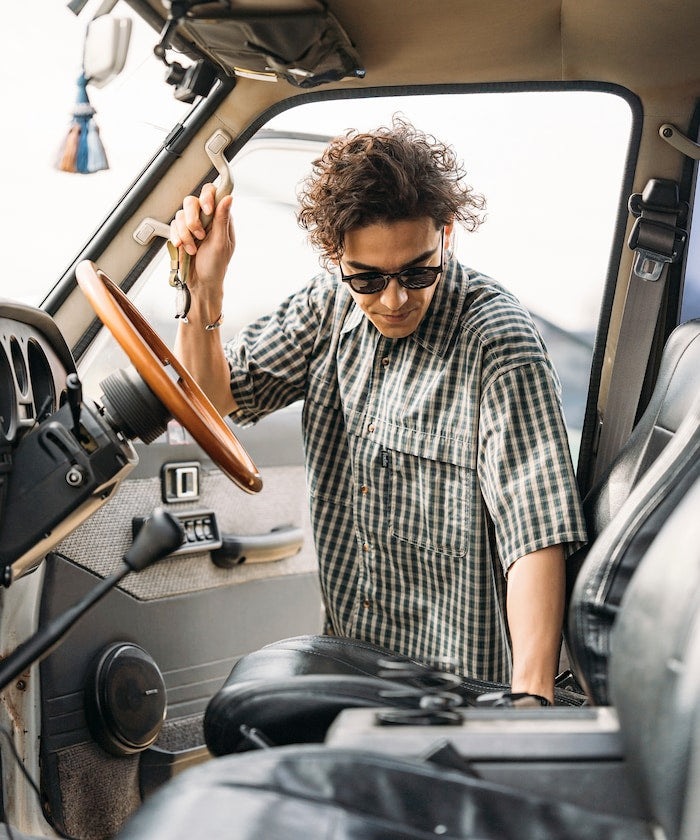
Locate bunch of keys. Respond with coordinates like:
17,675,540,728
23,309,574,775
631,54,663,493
168,240,191,321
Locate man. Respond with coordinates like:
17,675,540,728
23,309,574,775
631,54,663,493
172,118,587,704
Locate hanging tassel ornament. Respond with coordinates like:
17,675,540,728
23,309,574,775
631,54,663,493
56,73,109,174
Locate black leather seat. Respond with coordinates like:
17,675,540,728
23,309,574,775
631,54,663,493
568,393,700,703
116,473,700,839
566,318,700,702
203,320,700,753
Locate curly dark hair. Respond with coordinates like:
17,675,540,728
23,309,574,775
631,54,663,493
297,116,485,265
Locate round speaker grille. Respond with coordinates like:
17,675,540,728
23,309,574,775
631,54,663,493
85,642,166,756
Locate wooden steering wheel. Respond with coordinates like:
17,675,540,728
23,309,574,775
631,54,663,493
76,260,262,494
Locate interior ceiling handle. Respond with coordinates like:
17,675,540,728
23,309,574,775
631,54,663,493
179,129,233,286
659,123,700,161
132,127,233,246
199,129,233,227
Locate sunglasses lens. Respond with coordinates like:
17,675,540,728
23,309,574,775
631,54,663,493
399,268,439,289
349,274,386,294
342,229,444,294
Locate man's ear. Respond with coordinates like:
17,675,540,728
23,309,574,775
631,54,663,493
444,221,455,252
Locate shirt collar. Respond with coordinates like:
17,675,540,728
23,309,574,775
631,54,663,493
339,257,469,357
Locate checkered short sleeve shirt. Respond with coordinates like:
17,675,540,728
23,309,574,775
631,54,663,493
224,259,587,682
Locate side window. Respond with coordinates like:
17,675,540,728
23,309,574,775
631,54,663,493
84,90,633,463
262,92,632,461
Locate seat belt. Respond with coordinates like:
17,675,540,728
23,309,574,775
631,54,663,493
593,178,687,483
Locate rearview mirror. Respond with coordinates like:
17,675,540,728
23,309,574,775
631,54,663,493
83,14,132,88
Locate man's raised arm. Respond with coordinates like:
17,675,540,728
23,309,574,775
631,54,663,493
171,185,238,416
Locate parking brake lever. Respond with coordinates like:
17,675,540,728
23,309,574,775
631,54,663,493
0,508,184,692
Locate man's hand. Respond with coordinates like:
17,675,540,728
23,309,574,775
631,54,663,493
170,183,235,296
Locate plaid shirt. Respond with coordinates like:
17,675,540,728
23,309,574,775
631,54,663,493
225,258,587,682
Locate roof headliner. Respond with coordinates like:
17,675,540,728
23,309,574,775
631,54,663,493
137,0,700,114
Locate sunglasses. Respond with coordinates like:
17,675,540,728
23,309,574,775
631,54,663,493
339,229,445,295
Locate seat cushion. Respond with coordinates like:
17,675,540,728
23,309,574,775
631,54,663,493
116,745,653,840
204,634,583,754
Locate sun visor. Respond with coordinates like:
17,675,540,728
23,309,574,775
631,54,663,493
176,1,365,88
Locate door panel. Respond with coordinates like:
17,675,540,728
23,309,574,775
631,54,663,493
38,406,321,838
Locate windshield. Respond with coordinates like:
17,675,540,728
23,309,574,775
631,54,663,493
2,1,192,305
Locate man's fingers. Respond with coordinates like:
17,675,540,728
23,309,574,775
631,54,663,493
170,208,199,256
170,194,207,255
169,185,228,256
183,194,207,240
199,183,217,217
210,194,233,240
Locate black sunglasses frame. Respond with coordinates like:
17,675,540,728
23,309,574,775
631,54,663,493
339,229,445,295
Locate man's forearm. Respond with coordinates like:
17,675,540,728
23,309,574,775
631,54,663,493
505,544,566,704
175,294,237,417
169,188,237,417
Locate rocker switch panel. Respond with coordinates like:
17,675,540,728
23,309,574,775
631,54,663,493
132,510,222,557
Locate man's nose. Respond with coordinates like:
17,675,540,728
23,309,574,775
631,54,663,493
379,278,408,310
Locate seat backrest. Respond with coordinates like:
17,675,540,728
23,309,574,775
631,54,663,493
580,319,700,534
609,475,700,840
567,398,700,702
566,319,700,703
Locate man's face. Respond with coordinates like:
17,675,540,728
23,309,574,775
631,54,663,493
339,217,445,339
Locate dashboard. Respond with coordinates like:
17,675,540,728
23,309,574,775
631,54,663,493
0,302,137,583
0,304,75,441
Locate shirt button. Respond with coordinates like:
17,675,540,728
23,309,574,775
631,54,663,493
363,543,371,551
363,599,371,609
360,485,369,495
381,357,390,367
368,423,375,433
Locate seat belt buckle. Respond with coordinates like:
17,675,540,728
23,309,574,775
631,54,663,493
632,247,672,281
628,216,687,281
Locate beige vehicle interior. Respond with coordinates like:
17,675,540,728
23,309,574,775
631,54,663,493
0,1,698,838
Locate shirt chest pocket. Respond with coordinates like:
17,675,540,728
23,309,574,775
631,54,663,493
383,433,476,559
